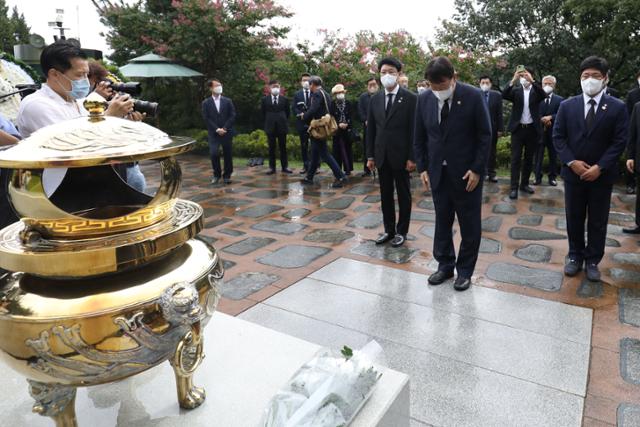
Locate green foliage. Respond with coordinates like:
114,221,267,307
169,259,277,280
0,1,30,54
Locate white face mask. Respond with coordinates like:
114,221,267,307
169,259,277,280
336,93,345,100
213,85,223,95
543,85,554,94
480,83,491,92
433,84,454,101
380,74,397,89
581,77,605,97
302,81,310,90
519,77,529,87
417,87,427,94
271,87,280,96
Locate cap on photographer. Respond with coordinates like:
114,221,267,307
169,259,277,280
16,40,134,139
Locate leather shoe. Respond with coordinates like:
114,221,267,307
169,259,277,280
564,259,583,277
453,276,472,291
488,175,498,183
301,177,314,185
266,169,276,175
622,226,640,234
299,169,307,175
627,185,636,195
282,168,293,174
211,177,221,184
223,178,232,185
585,263,601,282
532,179,542,186
548,178,558,186
375,233,394,245
390,235,405,247
519,185,535,194
428,270,454,285
509,189,518,200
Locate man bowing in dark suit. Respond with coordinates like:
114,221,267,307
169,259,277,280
553,56,628,282
533,75,564,186
478,75,503,182
414,56,492,291
261,80,292,175
202,78,236,185
503,66,546,199
366,57,417,248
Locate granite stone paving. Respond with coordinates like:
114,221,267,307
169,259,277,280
209,197,253,207
246,189,290,199
486,262,563,291
618,404,640,427
619,288,640,327
205,217,233,228
309,211,346,223
257,245,331,268
198,235,218,246
282,208,311,219
482,216,503,232
412,211,437,222
479,237,502,254
303,229,355,244
508,227,565,241
417,199,435,210
514,244,552,263
235,204,283,218
610,268,640,284
612,253,640,266
222,272,280,300
620,338,640,385
350,240,418,264
492,203,517,214
222,237,276,256
347,212,384,229
530,201,566,215
517,215,543,226
250,219,308,235
576,278,604,299
344,185,377,195
363,195,381,203
218,228,246,237
321,196,356,210
353,205,369,212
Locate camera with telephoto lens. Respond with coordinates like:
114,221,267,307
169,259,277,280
133,99,159,118
102,79,159,118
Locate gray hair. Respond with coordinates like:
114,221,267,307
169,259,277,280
542,75,557,84
309,75,323,87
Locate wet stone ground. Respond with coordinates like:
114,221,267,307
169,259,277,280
144,154,640,426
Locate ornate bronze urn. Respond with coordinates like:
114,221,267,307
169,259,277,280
0,96,222,426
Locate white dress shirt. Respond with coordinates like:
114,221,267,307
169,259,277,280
583,90,604,118
437,87,456,165
385,84,400,108
16,84,88,196
212,94,221,112
520,85,533,124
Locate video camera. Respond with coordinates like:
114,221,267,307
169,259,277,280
102,79,159,118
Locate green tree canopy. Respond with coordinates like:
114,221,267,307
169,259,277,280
0,1,30,54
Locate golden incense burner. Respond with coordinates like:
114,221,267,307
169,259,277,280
0,95,222,426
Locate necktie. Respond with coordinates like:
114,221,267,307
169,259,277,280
440,99,450,129
586,99,596,131
485,92,489,104
304,90,309,105
385,93,393,116
273,96,277,105
546,97,550,105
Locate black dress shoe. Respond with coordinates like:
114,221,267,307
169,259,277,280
211,177,221,184
509,189,518,200
301,177,314,185
390,235,405,247
623,226,640,234
585,263,601,282
519,185,535,194
375,233,394,245
428,270,454,285
564,259,583,277
488,175,498,183
360,171,372,177
300,169,308,175
282,168,293,174
223,178,232,185
627,185,636,195
548,178,558,186
532,179,542,186
453,277,472,291
266,169,276,175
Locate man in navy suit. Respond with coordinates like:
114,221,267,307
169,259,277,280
202,78,236,185
533,75,564,186
261,79,292,175
624,71,640,195
414,57,492,291
357,77,378,176
624,102,640,234
553,56,628,282
293,73,312,174
478,75,503,182
503,66,546,199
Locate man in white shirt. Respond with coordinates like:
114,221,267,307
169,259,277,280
16,41,133,195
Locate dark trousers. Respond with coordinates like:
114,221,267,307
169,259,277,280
307,138,344,180
625,168,636,188
209,137,233,179
267,132,288,171
362,128,371,174
486,133,498,177
332,132,353,174
635,180,640,226
432,168,483,278
510,125,538,189
534,131,558,181
378,163,411,236
0,169,17,229
299,131,310,170
564,178,613,265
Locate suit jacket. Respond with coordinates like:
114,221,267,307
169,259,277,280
303,88,331,123
553,94,628,184
627,103,640,173
413,82,492,192
202,96,236,143
358,92,373,123
626,87,640,114
539,93,564,138
481,89,503,138
502,82,546,135
331,99,354,140
261,94,290,135
293,88,312,133
366,87,417,170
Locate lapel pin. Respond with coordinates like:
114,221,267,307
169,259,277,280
457,100,461,105
602,104,607,111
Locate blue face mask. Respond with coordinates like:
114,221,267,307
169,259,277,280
59,73,90,100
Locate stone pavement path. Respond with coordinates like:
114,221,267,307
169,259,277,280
144,155,640,426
